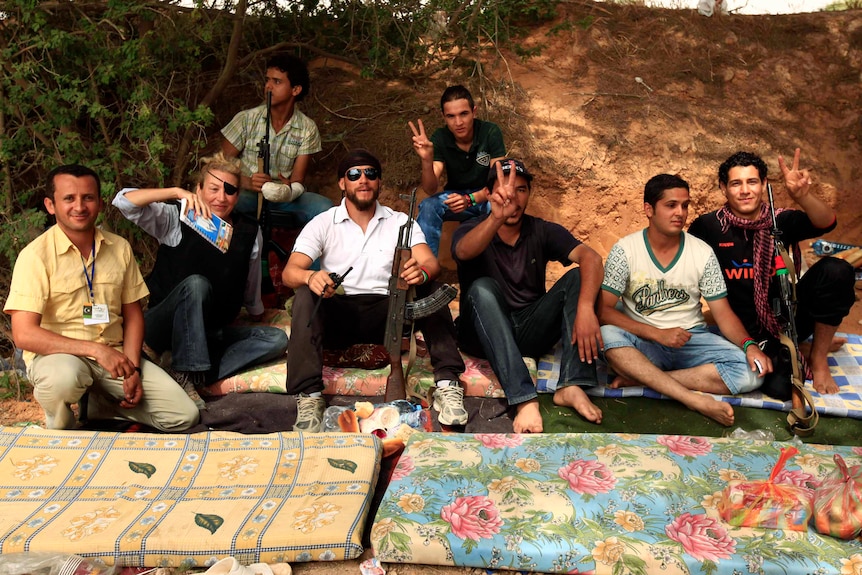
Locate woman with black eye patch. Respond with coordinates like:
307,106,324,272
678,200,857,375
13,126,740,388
112,151,288,410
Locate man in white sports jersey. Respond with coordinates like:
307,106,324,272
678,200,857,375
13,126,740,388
598,174,771,426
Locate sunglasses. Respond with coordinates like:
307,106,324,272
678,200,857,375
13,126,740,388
345,167,380,182
207,170,239,196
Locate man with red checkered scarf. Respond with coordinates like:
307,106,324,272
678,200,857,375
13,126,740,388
689,149,855,397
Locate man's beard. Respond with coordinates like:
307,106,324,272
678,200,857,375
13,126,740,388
347,190,377,211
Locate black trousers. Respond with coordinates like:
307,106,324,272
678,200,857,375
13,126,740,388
759,257,855,399
287,281,465,395
794,257,856,337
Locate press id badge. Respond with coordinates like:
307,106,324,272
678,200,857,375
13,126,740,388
83,303,109,325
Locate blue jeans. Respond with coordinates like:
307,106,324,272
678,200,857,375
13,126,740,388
235,189,332,225
417,190,490,257
459,269,598,405
600,324,761,394
144,275,288,381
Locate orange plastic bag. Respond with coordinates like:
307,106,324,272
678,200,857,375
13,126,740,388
719,446,812,531
813,453,862,539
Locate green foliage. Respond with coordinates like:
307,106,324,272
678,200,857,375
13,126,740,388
824,0,862,10
0,0,557,356
0,370,31,401
514,43,544,60
576,15,596,30
0,210,46,266
0,0,556,244
0,0,230,219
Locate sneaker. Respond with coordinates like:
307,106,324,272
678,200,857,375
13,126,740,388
167,368,206,410
294,394,326,432
432,383,468,426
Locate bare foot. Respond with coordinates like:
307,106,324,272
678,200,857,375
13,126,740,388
830,336,848,352
553,386,603,424
799,336,847,358
687,395,734,426
513,399,543,433
811,364,840,394
608,374,640,389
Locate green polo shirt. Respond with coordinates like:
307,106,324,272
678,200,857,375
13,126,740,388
431,119,505,191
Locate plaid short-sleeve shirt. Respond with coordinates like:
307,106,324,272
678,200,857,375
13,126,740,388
220,105,322,185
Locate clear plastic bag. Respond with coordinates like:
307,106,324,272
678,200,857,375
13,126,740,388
729,427,775,442
812,453,862,539
0,553,119,575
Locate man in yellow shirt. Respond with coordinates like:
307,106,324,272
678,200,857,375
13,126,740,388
4,164,199,431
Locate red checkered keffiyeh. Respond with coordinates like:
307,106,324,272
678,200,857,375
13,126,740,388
716,202,803,339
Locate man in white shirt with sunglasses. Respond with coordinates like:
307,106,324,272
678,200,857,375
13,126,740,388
282,149,467,432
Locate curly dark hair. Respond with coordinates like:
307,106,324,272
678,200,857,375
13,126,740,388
718,151,768,186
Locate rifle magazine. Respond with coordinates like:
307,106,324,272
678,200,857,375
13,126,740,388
405,284,458,321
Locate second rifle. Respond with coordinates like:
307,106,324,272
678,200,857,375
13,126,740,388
256,91,272,220
767,183,818,436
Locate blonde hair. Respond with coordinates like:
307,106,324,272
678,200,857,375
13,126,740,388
196,151,241,186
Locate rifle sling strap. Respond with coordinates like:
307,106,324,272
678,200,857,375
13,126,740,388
787,385,818,437
781,332,819,436
773,243,818,435
778,243,798,300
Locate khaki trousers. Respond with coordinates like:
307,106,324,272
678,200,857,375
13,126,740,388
29,354,199,432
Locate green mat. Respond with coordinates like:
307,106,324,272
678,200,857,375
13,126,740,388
539,394,862,446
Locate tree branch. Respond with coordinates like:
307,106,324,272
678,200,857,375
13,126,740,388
237,42,363,71
171,0,248,185
0,82,12,214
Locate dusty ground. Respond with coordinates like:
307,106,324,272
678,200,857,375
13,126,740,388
2,2,862,573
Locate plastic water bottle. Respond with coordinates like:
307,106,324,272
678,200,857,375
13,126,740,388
321,405,349,432
389,400,429,430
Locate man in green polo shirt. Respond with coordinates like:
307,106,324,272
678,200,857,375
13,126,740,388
410,85,506,256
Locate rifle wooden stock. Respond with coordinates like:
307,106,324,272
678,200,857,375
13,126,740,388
384,249,411,402
385,352,407,402
383,189,419,402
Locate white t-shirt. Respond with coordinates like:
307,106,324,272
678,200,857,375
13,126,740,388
292,199,426,296
602,229,727,330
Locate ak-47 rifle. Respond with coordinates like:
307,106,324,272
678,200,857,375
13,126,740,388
382,188,459,403
383,189,418,402
256,91,272,219
767,183,818,436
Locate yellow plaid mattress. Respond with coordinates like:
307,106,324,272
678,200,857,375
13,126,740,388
0,426,381,568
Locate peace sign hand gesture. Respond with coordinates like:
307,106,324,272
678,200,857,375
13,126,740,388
778,147,812,202
489,160,518,222
409,119,434,163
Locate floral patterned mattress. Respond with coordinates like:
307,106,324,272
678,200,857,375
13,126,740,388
209,311,862,420
371,431,862,574
205,309,537,400
0,426,381,568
